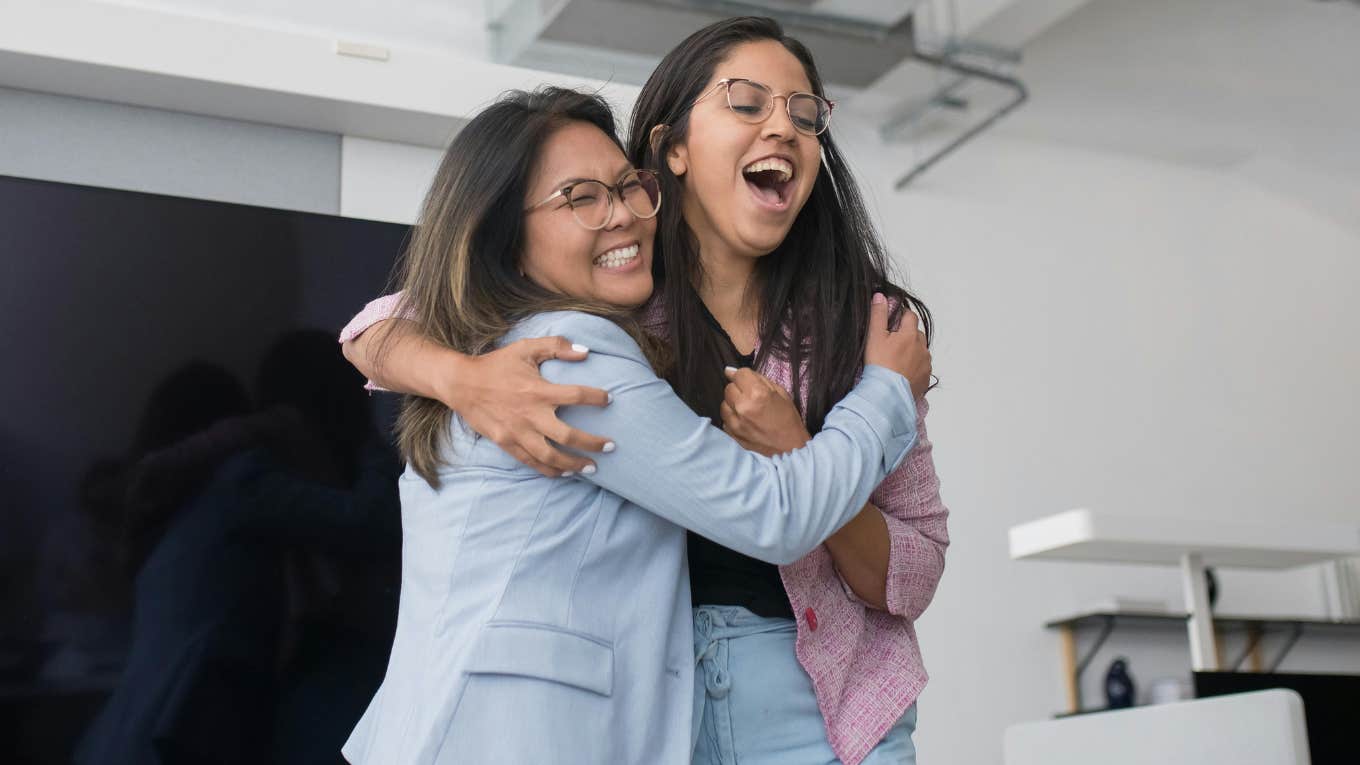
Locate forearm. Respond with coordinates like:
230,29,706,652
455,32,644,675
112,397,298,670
824,503,890,610
542,315,918,565
342,319,468,405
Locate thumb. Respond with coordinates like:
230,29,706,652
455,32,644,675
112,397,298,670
868,293,888,336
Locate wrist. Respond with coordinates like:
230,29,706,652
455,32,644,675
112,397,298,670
429,348,474,412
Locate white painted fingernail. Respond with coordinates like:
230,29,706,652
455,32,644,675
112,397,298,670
572,344,590,353
606,393,614,404
561,471,575,478
581,464,597,475
602,442,616,453
724,366,737,373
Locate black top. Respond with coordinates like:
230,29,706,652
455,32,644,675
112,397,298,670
686,307,795,619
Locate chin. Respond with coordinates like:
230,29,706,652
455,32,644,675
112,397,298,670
737,227,794,258
605,279,653,309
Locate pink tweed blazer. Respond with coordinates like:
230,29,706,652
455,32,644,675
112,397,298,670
341,293,949,765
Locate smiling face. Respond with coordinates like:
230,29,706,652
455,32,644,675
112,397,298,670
521,121,657,308
666,39,823,261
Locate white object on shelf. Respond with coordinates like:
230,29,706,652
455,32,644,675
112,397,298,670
1010,508,1360,670
1084,596,1170,614
334,41,390,62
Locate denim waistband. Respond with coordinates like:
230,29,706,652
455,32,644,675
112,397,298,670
692,606,795,702
692,605,796,641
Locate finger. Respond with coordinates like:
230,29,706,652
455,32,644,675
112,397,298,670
720,400,740,427
543,382,611,408
520,336,591,365
869,292,889,336
904,309,922,334
544,418,613,454
727,367,762,397
505,444,561,478
724,381,744,408
527,437,594,477
723,384,756,418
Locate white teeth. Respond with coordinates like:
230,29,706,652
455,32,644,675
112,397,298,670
742,158,794,183
593,243,640,268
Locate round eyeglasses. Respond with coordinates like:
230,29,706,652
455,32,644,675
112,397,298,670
525,169,661,231
694,78,835,136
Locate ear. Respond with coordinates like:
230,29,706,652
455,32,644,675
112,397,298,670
650,123,687,177
648,123,669,156
666,141,689,178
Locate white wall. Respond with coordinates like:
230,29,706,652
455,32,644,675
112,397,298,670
340,136,443,223
836,1,1360,762
0,85,340,213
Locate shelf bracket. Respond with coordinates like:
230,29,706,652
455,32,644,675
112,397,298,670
1229,623,1266,672
1265,622,1306,673
1065,615,1116,712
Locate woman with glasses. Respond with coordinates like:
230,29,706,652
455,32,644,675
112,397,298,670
340,86,930,765
343,17,947,765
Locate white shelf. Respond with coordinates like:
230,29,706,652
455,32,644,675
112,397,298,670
0,0,640,147
1009,508,1360,570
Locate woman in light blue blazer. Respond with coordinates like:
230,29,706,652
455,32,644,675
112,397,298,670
342,88,929,765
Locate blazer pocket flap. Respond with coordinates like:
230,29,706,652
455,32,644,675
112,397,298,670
465,622,613,697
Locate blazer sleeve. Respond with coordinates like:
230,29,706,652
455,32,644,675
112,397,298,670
865,397,950,620
525,311,919,566
338,291,410,392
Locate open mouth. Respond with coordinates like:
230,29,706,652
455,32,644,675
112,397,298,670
592,242,640,270
742,157,795,209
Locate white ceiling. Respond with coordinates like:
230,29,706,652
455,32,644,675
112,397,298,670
89,0,1360,211
98,0,491,56
95,1,1052,97
995,0,1360,227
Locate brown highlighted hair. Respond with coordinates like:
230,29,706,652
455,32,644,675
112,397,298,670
385,87,666,487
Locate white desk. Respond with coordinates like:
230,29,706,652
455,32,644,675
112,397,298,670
1010,509,1360,672
1004,689,1311,765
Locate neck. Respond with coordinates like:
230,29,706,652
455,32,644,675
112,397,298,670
691,229,760,349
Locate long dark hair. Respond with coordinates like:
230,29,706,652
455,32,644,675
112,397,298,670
388,87,667,487
629,16,933,432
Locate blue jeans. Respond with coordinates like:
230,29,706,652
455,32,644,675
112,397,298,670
692,606,918,765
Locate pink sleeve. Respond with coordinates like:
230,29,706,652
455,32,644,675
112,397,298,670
339,291,409,344
867,396,950,620
337,291,412,392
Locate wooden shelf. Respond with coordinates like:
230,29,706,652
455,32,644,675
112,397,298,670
1046,610,1360,633
1045,609,1360,714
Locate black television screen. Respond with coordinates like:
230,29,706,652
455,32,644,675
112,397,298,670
0,174,412,763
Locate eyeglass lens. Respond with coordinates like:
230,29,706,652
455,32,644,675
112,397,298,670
726,80,829,135
565,170,661,229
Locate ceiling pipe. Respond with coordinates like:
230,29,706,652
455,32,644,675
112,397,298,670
884,50,1029,189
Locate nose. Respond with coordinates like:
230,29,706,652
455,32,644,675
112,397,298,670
761,94,797,143
603,188,637,231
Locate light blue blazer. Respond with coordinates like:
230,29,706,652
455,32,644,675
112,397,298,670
342,311,918,765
